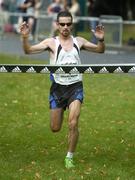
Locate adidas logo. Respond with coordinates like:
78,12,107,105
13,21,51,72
0,66,8,72
26,67,36,73
12,66,22,73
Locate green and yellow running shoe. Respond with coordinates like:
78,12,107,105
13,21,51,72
65,157,75,169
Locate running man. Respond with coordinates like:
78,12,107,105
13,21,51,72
20,11,105,169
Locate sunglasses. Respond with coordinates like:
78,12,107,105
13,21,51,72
58,23,72,26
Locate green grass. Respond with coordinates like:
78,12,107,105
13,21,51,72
77,24,135,45
0,54,135,179
123,24,135,43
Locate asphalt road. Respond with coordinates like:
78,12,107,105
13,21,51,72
0,33,135,64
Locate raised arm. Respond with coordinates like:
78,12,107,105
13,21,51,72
77,24,105,53
20,22,52,54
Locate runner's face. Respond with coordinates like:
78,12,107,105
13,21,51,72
57,17,72,37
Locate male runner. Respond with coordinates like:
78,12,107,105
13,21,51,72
20,10,105,169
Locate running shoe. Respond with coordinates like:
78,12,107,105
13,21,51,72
65,157,75,169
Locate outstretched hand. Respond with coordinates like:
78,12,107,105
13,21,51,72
20,21,30,37
91,24,104,41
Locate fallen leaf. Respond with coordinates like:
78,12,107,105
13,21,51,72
12,100,18,104
35,172,41,179
120,139,124,143
100,169,107,176
47,170,57,176
31,161,36,165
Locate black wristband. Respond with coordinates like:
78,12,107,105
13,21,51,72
99,38,104,42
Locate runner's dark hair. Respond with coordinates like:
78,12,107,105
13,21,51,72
57,11,73,22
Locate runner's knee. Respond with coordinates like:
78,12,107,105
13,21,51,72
50,123,61,132
68,119,78,131
50,117,62,132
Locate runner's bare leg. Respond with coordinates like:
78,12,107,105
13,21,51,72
67,100,81,152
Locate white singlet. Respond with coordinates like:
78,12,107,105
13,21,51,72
50,36,82,85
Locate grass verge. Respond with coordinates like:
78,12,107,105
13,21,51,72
0,54,135,179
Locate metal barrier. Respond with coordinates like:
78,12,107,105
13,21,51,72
0,64,135,74
100,15,123,47
0,12,135,46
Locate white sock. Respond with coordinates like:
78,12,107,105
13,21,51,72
66,152,73,159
